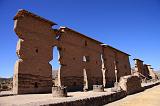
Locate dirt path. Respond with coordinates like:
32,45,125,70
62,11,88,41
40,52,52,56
106,85,160,106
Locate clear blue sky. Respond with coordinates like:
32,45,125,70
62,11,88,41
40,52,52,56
0,0,160,77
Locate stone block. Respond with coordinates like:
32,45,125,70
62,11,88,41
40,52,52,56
52,86,67,97
119,75,143,95
111,82,122,92
93,85,104,92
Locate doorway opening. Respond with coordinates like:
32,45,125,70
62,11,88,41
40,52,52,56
50,46,61,86
83,68,88,91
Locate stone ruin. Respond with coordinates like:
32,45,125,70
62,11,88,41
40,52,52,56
133,59,158,81
52,86,67,97
93,85,104,92
12,9,157,94
119,75,142,95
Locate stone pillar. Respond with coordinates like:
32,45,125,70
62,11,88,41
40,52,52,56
13,10,57,94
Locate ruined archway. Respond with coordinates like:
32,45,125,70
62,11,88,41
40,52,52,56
13,9,132,94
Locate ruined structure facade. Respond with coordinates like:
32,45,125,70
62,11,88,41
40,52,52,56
133,59,145,78
133,59,144,75
147,65,158,80
13,10,57,94
58,27,103,90
143,64,151,79
133,59,158,80
13,9,133,94
102,45,131,87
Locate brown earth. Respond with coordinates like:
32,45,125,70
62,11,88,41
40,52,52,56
106,84,160,106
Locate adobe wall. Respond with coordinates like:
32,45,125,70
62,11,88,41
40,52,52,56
133,59,144,75
13,10,57,94
147,65,157,79
13,9,132,94
143,64,150,79
116,50,131,80
56,28,84,91
133,59,158,80
102,46,116,87
102,46,131,87
58,27,103,90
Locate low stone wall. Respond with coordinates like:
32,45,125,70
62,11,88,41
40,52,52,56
43,91,126,106
144,82,160,89
40,82,160,106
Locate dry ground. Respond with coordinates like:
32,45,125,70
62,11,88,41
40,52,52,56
106,84,160,106
0,88,113,106
0,82,159,106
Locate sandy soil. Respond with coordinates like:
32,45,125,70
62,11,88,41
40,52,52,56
0,82,159,106
106,85,160,106
0,88,113,106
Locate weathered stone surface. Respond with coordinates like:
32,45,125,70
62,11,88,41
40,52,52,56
111,82,122,92
93,85,104,92
133,59,144,74
147,65,158,80
143,64,150,79
13,10,57,94
102,45,131,87
133,59,158,81
13,9,132,94
119,75,142,95
58,27,103,91
52,86,67,97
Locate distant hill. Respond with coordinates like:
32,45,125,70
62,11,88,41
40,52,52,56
0,77,12,83
0,77,13,91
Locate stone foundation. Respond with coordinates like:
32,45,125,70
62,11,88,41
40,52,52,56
93,85,104,92
52,86,67,97
13,73,52,94
60,76,84,92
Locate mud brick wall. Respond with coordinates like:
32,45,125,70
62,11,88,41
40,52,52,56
102,45,131,87
116,51,131,80
148,65,157,79
13,9,132,94
134,59,144,75
13,10,57,94
58,27,103,90
143,64,150,79
102,46,116,87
